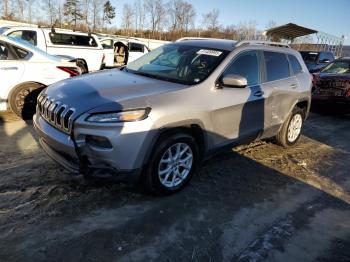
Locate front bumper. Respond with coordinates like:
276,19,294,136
33,113,153,180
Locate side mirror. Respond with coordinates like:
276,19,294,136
221,74,247,88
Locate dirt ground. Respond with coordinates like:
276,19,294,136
0,111,349,262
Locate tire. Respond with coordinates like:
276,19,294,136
142,133,199,195
9,82,44,120
276,107,305,147
76,60,88,74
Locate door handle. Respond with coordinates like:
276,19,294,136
253,90,264,97
290,83,298,89
0,67,18,70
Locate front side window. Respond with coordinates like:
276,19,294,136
49,33,98,47
288,55,303,75
7,30,37,46
127,44,229,85
321,61,350,74
129,42,144,52
264,51,290,82
221,50,260,86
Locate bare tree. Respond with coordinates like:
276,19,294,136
91,0,103,31
1,0,10,18
168,0,195,35
133,0,146,35
265,20,277,30
145,0,166,38
16,0,25,20
43,0,57,25
122,3,134,36
82,0,91,28
202,9,220,32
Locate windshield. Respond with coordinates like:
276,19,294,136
126,44,229,85
321,61,350,74
300,51,319,63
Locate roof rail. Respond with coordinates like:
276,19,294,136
236,40,290,48
176,37,227,42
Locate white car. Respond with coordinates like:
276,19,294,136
0,35,81,119
98,36,149,67
0,26,105,73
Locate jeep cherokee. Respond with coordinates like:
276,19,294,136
34,39,311,194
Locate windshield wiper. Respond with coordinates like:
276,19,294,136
131,71,189,85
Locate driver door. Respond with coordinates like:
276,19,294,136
210,50,273,147
0,41,25,110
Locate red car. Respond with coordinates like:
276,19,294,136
312,58,350,112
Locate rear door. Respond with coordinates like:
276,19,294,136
128,42,146,62
261,51,297,129
100,38,114,67
0,41,25,109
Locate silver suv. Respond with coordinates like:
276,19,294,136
34,39,311,194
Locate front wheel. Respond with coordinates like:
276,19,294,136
142,133,199,195
276,107,305,147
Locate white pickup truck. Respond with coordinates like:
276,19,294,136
0,26,105,73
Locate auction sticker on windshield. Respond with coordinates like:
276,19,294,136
197,49,223,56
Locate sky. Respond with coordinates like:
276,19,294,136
110,0,350,44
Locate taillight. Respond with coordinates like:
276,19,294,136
346,89,350,97
57,66,81,77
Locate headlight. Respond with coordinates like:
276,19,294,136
86,108,150,123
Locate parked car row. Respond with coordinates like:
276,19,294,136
0,26,154,118
0,35,81,118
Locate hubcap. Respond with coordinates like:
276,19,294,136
15,87,35,111
158,142,193,188
287,113,303,143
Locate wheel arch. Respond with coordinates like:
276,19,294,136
141,121,208,168
7,81,46,110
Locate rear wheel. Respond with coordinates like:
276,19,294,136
142,133,199,195
276,107,305,147
9,82,44,120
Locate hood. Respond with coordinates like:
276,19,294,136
314,73,350,90
43,69,186,115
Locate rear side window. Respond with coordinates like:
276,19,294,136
264,51,290,82
7,30,37,46
288,55,303,75
49,33,98,47
222,50,260,86
129,42,144,52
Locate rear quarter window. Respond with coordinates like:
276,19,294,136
49,33,98,47
264,51,290,82
288,55,303,75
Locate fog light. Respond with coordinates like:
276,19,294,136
86,135,112,149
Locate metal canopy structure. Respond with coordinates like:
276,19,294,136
263,23,345,57
264,23,317,41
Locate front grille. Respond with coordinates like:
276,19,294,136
38,93,76,134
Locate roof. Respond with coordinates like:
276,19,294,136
175,39,237,51
264,23,318,40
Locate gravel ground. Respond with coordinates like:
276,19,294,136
0,111,349,262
